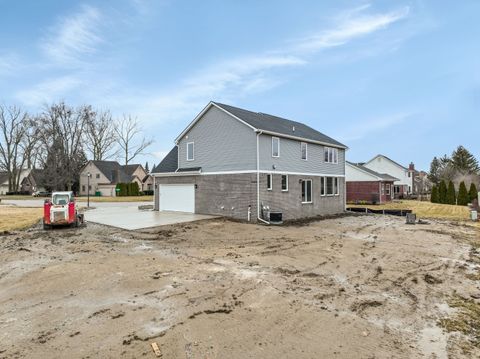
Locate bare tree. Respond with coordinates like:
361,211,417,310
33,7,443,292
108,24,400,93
114,115,153,165
85,109,118,161
36,102,88,191
0,105,28,192
21,116,41,169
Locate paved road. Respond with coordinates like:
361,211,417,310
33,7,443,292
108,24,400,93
1,199,152,208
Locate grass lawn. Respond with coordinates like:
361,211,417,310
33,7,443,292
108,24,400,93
0,206,42,231
349,200,478,226
1,195,153,202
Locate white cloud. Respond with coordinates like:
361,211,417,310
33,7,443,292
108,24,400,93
41,5,103,65
293,6,410,53
16,76,83,107
337,113,412,142
127,5,409,123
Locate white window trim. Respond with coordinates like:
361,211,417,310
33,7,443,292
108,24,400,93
324,147,339,164
281,175,289,192
334,177,339,196
321,177,326,196
301,142,308,161
272,137,280,158
186,142,194,161
267,174,272,191
301,179,313,204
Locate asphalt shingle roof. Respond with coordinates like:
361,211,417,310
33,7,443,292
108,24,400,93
91,161,132,183
153,147,178,173
347,161,399,181
213,102,346,148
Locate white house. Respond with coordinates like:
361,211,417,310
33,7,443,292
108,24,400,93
363,155,415,198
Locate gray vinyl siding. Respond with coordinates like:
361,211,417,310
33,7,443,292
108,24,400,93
258,134,345,175
177,106,257,172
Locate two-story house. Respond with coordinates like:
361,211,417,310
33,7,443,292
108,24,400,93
152,102,347,222
79,161,150,196
362,155,415,198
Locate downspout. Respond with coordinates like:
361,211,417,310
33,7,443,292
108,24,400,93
256,130,269,224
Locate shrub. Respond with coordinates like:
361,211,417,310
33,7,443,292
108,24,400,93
469,183,478,202
446,181,456,205
142,190,154,196
457,181,469,206
431,185,439,203
438,180,447,204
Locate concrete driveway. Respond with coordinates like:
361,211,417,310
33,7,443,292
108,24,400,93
85,205,216,230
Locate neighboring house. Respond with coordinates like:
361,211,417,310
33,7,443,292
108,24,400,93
362,155,415,199
20,169,46,193
345,162,398,204
0,169,34,195
142,174,154,191
152,101,347,222
79,161,148,196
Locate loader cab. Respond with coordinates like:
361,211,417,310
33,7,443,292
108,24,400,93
52,192,73,206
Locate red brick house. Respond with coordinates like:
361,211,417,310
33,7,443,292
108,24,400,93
346,162,398,204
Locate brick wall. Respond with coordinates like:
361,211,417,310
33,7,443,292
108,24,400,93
155,173,345,222
347,181,395,203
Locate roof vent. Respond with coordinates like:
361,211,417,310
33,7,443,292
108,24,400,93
292,126,295,132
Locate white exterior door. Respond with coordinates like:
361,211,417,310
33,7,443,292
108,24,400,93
159,184,195,213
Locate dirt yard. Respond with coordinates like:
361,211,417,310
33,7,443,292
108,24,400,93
1,215,479,358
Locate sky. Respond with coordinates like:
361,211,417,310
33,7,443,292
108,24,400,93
1,0,479,171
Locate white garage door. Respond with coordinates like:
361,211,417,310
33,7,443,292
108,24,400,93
159,184,195,213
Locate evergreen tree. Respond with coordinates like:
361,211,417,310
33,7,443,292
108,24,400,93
457,181,469,206
469,183,478,202
446,181,456,205
431,185,439,203
438,180,447,204
451,146,480,174
428,157,441,184
145,161,149,173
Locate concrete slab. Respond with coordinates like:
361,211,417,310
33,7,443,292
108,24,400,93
85,205,217,230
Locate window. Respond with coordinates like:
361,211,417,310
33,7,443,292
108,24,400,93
301,142,307,160
82,185,85,192
267,174,272,190
321,177,325,196
187,142,194,161
272,137,280,157
96,173,100,179
386,184,391,195
334,177,339,195
88,185,92,191
326,177,334,195
301,180,312,203
281,175,288,191
324,147,338,164
381,183,385,195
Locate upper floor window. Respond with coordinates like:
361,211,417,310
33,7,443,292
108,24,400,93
187,142,194,161
272,137,280,157
301,142,307,160
324,147,338,164
96,173,100,179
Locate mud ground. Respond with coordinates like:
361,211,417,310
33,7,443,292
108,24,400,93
0,214,479,358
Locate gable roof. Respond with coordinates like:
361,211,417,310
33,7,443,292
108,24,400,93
0,171,8,185
90,161,132,183
123,164,144,176
347,161,399,181
153,147,178,173
365,154,408,171
175,101,347,149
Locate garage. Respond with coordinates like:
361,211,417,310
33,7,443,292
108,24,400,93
159,184,195,213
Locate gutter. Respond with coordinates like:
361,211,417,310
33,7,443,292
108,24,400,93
256,130,270,225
